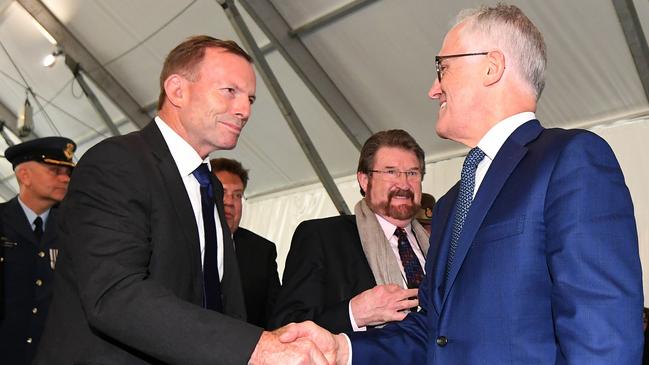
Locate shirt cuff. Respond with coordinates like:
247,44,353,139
342,333,353,365
348,301,367,332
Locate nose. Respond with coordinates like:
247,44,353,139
59,173,71,184
233,96,251,121
223,193,234,207
428,79,442,100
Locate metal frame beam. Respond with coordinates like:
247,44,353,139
0,101,17,132
17,0,150,129
289,0,377,36
612,0,649,102
65,56,121,136
237,0,373,151
218,0,351,215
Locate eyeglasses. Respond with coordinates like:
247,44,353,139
369,169,422,181
435,52,488,82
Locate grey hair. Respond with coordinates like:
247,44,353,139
456,3,547,100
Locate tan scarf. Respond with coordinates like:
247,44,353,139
354,199,430,286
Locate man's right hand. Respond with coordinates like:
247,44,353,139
249,326,330,365
350,284,418,328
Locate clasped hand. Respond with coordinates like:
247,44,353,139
248,321,348,365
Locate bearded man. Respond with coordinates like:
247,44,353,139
270,129,431,334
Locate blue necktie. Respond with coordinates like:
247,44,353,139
192,163,223,312
395,227,424,288
445,147,485,286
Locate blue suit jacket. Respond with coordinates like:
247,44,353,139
350,120,643,364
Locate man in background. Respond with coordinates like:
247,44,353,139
272,129,430,334
211,157,281,329
414,193,435,234
0,136,75,364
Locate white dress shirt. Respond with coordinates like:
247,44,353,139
349,213,426,332
474,112,536,197
155,117,224,280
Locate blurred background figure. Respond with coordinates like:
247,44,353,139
0,136,75,364
211,157,280,329
414,193,436,234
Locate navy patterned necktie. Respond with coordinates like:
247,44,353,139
395,227,424,288
33,216,43,242
192,163,223,312
445,147,486,286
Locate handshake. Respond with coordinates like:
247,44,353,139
248,321,349,365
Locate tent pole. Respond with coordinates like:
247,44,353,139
217,0,351,215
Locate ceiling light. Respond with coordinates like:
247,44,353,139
42,48,63,67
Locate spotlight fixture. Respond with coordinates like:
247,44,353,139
17,95,33,137
42,48,63,67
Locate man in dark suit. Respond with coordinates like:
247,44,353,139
35,36,336,365
321,4,643,364
210,157,281,329
271,130,430,334
0,137,76,364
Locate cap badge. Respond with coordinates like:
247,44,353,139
63,143,74,160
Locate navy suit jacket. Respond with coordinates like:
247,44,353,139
0,198,59,364
350,120,643,364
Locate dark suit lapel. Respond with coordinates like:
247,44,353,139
43,207,58,246
428,184,458,313
3,197,37,246
442,120,543,305
142,123,202,274
209,173,247,320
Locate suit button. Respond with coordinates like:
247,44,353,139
35,279,43,286
32,307,38,314
38,251,46,258
436,336,448,347
26,337,32,344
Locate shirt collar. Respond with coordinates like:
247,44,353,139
155,116,209,176
17,197,50,227
477,112,536,160
375,212,412,240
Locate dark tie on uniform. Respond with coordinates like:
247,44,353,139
395,227,424,288
33,216,43,242
445,147,486,288
192,163,223,312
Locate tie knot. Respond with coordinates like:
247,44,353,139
394,227,408,240
33,216,43,230
192,163,212,188
464,147,485,170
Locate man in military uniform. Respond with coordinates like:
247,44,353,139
0,136,75,364
414,193,436,234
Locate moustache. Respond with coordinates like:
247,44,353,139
388,189,414,200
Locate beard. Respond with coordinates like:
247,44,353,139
366,180,420,220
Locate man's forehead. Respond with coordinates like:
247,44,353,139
374,147,419,167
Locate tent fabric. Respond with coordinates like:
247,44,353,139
0,1,647,301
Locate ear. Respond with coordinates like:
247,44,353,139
163,74,188,108
483,50,506,86
357,172,369,195
15,165,31,187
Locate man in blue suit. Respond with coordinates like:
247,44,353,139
292,3,644,364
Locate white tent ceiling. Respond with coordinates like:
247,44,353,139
0,0,647,205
